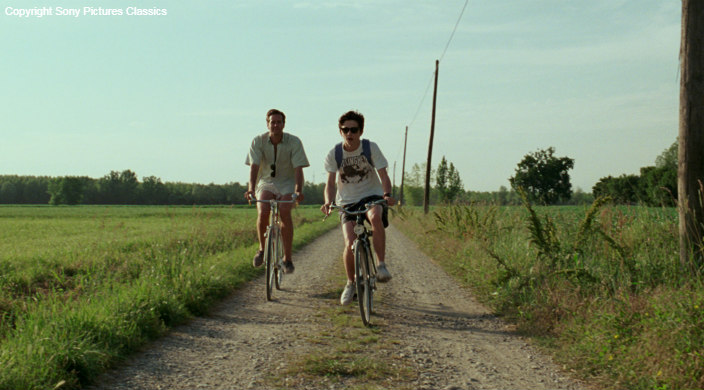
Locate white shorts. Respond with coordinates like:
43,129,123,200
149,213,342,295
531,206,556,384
256,182,285,199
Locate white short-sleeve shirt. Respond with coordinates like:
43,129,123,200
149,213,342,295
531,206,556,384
245,132,309,195
324,140,388,205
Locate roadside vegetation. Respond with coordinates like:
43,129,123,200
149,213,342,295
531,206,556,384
394,201,703,390
0,205,337,390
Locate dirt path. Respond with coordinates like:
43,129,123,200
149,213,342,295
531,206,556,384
87,225,588,390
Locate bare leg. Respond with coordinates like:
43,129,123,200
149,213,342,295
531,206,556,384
367,205,386,264
279,194,294,262
341,221,356,282
256,191,276,251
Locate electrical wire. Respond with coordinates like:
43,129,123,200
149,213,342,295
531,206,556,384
405,0,469,130
439,0,469,63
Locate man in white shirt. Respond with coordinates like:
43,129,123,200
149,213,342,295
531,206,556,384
245,109,309,274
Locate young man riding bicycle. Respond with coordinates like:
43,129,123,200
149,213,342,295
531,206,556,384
321,110,396,306
245,109,309,274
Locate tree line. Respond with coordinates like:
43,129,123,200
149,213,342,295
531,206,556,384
0,140,676,207
0,170,330,206
592,140,677,206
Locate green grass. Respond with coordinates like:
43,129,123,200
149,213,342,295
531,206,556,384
394,203,703,390
0,205,337,390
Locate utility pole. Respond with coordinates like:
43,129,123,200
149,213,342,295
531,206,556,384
400,126,408,207
392,161,396,197
424,60,439,214
678,0,704,270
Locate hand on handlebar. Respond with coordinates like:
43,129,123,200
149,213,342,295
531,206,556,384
383,195,397,207
320,202,332,216
294,191,304,204
244,190,256,204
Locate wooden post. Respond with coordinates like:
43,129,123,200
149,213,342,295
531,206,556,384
424,60,439,214
678,0,704,270
400,126,408,207
392,161,396,197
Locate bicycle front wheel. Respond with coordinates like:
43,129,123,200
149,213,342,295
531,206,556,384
265,228,275,301
354,240,373,326
274,228,284,290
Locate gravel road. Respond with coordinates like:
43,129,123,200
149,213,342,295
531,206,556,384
87,224,589,390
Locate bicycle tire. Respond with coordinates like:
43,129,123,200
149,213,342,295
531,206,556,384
354,240,373,326
366,245,376,315
265,228,275,301
274,227,283,290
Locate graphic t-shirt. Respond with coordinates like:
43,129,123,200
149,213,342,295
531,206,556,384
324,140,388,205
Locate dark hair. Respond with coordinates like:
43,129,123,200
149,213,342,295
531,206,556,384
266,109,286,124
338,110,364,131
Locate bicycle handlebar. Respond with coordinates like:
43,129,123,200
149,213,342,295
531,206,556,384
323,199,387,220
247,193,298,205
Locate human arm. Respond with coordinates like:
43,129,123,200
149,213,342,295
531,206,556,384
320,171,337,214
377,167,396,206
244,163,259,201
294,166,304,203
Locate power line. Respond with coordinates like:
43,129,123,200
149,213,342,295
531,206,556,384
406,72,435,129
406,0,469,129
439,0,469,63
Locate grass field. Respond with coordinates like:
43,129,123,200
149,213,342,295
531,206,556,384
394,203,704,390
0,205,337,390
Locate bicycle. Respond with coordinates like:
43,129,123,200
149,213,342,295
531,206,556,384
326,199,387,326
248,194,297,301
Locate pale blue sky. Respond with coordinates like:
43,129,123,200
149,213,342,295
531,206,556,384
1,1,681,192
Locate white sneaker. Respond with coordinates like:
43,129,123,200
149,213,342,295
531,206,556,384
377,262,392,283
340,281,355,306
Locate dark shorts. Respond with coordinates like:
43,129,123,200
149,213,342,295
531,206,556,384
340,195,389,228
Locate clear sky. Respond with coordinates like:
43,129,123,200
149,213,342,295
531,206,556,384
1,0,681,192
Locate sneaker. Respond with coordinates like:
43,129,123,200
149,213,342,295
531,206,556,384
252,250,264,268
340,281,355,306
283,261,295,274
376,262,392,283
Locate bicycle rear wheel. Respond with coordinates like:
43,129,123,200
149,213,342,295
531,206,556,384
265,228,275,301
354,240,373,326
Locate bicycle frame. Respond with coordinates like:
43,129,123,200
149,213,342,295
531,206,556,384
249,194,297,301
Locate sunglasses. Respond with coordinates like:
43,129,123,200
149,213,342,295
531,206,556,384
270,164,276,178
340,127,360,134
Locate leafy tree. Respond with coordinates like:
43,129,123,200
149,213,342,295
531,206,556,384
436,157,449,201
592,174,641,204
568,187,595,205
435,157,464,203
403,163,435,206
447,162,463,202
139,176,169,205
0,181,18,203
48,177,85,205
98,170,139,204
655,139,677,170
302,181,325,205
509,147,574,205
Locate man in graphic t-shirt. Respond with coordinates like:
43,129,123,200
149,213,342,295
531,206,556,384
321,110,396,306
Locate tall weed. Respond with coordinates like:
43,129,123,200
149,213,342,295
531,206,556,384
395,201,698,389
